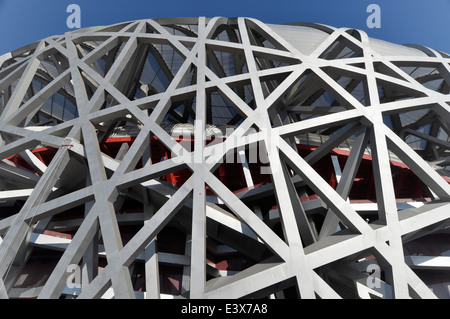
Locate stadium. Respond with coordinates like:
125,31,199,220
0,17,449,299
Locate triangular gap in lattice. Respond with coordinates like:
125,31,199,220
206,46,248,78
372,62,406,81
259,70,292,100
161,24,198,38
390,61,450,94
20,73,77,127
91,105,148,173
314,249,390,299
160,92,196,125
5,49,73,126
272,69,358,125
38,48,71,79
387,104,445,160
121,42,187,99
209,22,242,44
205,173,285,263
176,63,197,89
204,200,280,287
253,49,301,71
381,107,450,198
74,38,127,78
319,34,364,60
319,65,370,106
244,19,290,52
376,78,427,103
206,87,249,126
92,41,127,78
365,123,443,226
226,78,256,112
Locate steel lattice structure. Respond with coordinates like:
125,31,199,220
0,17,449,299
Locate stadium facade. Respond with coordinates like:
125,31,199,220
0,17,449,299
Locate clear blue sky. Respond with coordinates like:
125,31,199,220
0,0,449,56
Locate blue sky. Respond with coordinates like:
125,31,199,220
0,0,449,56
